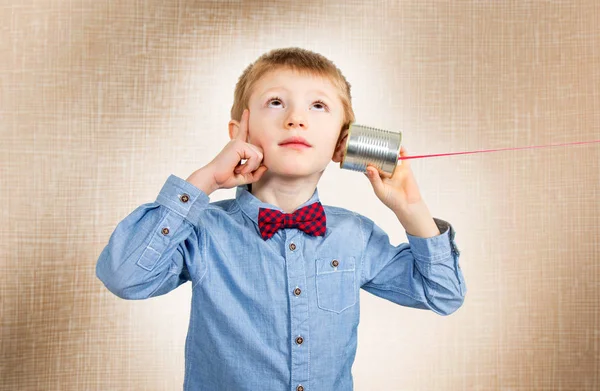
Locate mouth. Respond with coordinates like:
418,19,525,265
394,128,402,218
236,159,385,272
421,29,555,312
279,136,312,149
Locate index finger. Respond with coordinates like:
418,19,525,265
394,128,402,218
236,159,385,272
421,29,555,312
398,146,410,167
236,109,250,142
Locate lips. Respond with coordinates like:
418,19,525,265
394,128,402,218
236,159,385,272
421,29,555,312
279,136,312,147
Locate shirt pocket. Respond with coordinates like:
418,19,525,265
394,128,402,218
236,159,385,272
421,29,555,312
315,256,357,314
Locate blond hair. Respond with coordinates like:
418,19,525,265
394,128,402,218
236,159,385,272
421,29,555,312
231,47,355,130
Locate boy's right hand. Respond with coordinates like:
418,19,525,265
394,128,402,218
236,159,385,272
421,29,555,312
186,109,268,195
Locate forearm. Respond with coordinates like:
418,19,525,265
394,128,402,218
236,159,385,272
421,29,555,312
394,200,440,238
186,165,218,195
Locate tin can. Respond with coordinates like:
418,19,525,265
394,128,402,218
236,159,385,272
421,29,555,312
340,124,402,175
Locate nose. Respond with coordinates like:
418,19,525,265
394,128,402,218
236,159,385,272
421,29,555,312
285,109,307,130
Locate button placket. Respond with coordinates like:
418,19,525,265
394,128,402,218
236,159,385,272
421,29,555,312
285,235,309,388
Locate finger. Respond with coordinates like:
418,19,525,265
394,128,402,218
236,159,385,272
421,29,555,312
234,162,245,174
246,143,264,159
236,137,264,173
247,165,268,182
233,144,254,173
240,148,263,175
365,165,385,196
399,146,410,168
388,146,409,183
376,165,393,180
235,109,250,142
243,144,264,173
233,140,263,172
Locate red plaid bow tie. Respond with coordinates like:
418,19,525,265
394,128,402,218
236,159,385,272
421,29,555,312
258,202,326,240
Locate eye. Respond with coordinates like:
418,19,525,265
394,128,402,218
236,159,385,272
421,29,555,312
311,100,329,112
266,97,284,108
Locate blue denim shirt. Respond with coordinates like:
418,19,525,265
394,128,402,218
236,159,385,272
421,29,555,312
96,175,466,391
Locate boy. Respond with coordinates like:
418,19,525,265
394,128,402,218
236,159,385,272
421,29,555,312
96,47,466,391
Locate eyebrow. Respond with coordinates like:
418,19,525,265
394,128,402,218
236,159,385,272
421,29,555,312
258,87,334,101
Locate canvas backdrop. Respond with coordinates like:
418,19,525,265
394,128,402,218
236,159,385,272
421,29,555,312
1,1,599,390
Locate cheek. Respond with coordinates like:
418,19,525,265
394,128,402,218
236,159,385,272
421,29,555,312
247,118,263,144
322,127,343,149
249,114,282,142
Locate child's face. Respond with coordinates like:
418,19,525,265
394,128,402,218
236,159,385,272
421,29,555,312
237,68,346,179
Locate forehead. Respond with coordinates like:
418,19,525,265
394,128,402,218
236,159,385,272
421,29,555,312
250,67,340,99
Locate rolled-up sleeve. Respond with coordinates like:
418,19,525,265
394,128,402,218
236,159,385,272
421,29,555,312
96,175,210,300
360,217,466,315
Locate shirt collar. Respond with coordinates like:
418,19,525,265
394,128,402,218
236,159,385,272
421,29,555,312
235,184,321,225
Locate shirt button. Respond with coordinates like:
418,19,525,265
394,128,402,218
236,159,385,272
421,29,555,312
180,194,190,203
296,386,304,391
161,227,170,235
331,259,339,268
293,287,302,296
295,336,304,345
289,243,296,251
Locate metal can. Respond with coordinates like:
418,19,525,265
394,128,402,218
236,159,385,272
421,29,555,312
340,124,402,175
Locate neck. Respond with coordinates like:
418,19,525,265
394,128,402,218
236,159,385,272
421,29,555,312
250,172,322,213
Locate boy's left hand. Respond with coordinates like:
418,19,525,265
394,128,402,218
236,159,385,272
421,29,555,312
365,146,440,237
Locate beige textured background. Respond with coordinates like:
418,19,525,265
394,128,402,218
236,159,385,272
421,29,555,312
1,1,599,390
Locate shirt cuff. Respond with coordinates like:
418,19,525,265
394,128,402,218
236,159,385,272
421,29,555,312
155,174,210,225
406,218,460,263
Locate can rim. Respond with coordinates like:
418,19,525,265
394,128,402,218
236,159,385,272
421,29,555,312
339,123,353,169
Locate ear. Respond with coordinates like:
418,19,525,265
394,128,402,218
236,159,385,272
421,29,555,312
331,127,349,163
228,119,240,140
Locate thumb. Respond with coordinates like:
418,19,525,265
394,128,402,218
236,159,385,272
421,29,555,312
365,166,385,196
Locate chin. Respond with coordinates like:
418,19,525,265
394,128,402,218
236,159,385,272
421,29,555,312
275,167,326,180
264,163,305,176
264,157,328,178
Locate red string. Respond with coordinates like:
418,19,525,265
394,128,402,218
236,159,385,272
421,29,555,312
398,140,600,160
